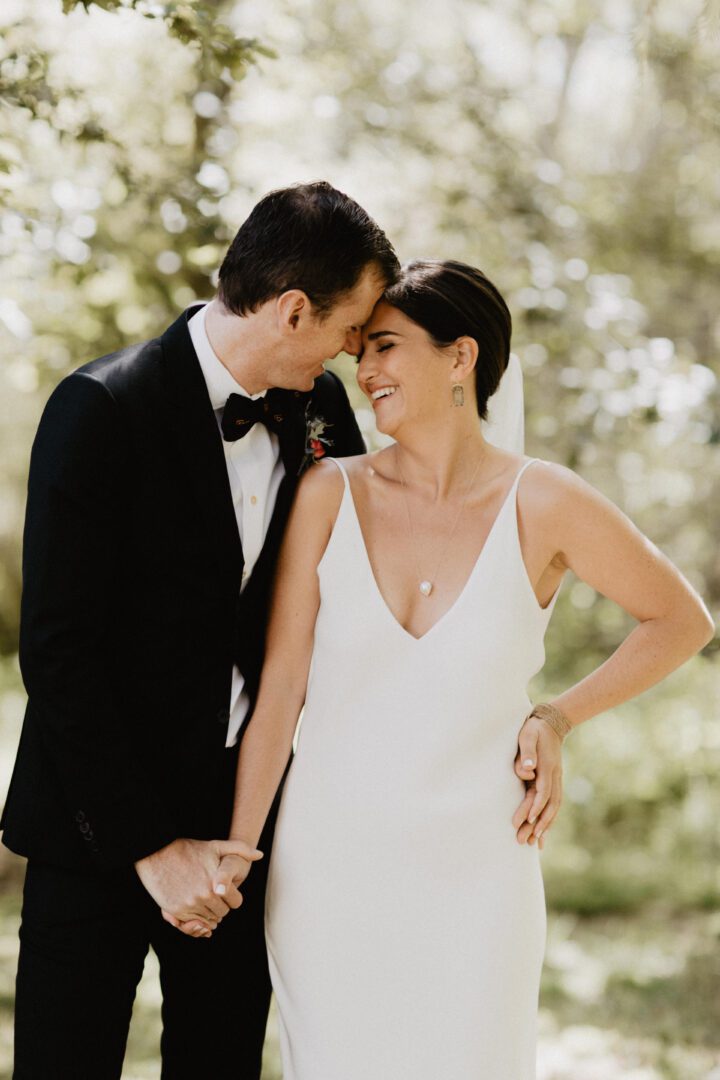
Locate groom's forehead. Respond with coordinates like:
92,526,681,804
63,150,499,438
334,288,378,323
346,267,386,310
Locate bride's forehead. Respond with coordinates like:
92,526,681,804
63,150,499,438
362,302,407,337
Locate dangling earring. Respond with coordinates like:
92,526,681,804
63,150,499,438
452,383,465,407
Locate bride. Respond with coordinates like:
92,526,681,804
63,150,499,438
181,261,713,1078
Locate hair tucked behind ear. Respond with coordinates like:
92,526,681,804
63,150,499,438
382,260,512,420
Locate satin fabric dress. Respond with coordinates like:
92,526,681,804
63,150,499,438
265,456,561,1079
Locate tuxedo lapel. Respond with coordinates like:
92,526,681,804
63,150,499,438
230,370,364,701
159,310,244,590
238,390,310,612
278,392,310,477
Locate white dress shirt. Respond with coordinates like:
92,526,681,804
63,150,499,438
188,303,285,747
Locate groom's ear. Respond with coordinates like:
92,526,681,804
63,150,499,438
276,289,312,333
450,336,479,382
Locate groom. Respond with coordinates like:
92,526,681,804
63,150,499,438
1,181,399,1078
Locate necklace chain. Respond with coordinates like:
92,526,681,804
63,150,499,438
395,445,486,597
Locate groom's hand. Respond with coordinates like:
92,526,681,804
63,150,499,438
134,838,263,927
162,849,261,939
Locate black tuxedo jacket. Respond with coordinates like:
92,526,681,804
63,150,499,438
0,307,365,870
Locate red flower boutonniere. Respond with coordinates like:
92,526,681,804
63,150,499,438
298,413,334,476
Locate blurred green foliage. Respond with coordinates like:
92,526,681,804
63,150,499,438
59,0,275,83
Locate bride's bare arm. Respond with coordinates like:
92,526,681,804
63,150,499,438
513,460,715,843
164,461,346,935
534,461,714,723
220,461,344,860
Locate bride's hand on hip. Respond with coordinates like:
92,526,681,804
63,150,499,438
512,715,564,850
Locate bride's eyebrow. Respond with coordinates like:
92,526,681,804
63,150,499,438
356,330,402,363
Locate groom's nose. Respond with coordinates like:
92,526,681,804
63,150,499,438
344,327,362,357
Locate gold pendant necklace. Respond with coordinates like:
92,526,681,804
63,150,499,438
395,445,486,598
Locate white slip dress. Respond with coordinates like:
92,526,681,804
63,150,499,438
265,456,562,1079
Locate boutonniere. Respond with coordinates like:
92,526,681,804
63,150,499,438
298,410,334,476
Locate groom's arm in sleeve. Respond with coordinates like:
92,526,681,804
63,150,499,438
315,368,366,457
18,371,178,869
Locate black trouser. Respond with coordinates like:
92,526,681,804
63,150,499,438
13,793,276,1078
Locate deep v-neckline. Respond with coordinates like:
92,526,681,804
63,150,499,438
335,457,536,643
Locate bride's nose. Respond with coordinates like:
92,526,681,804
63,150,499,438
356,350,376,395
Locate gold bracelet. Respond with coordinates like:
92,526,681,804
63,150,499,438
525,702,573,741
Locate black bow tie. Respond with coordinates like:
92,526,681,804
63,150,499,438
221,391,289,442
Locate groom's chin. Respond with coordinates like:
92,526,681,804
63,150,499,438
285,369,321,392
271,375,315,393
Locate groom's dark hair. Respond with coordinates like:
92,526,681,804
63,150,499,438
218,181,399,318
382,260,512,421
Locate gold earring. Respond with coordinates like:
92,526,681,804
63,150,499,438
452,384,465,407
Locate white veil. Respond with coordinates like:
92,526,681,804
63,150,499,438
479,352,525,453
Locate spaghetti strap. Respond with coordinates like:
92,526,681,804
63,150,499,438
325,455,350,492
513,457,539,487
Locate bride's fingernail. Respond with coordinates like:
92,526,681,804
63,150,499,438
523,759,535,767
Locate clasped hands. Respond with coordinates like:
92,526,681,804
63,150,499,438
138,713,563,941
134,837,263,941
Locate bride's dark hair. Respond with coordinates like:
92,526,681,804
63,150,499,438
381,260,512,420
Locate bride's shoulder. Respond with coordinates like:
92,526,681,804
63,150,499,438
296,457,343,502
524,456,572,486
521,456,616,518
294,453,370,514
